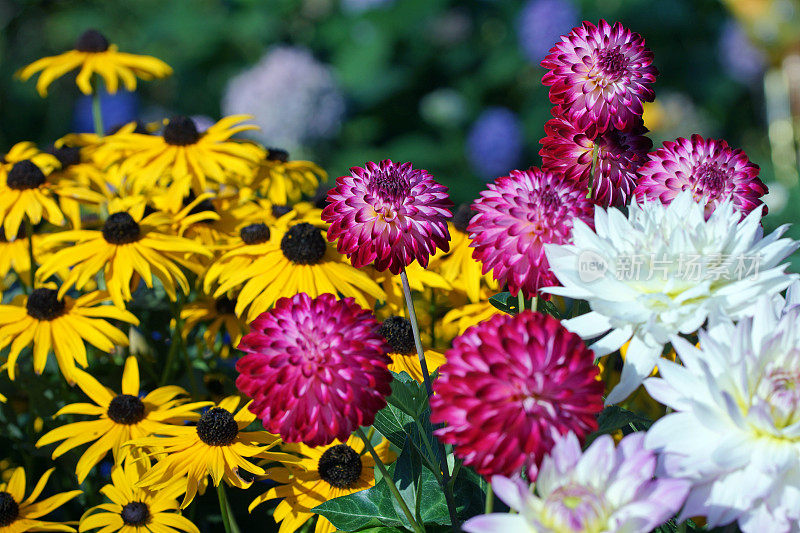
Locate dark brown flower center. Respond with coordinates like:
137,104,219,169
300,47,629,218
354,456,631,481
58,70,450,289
121,501,150,526
107,394,146,425
695,163,728,198
75,29,109,53
271,204,292,218
318,444,363,488
196,407,238,446
214,295,237,315
266,148,289,162
280,223,326,265
452,204,474,234
0,492,19,527
240,223,270,245
379,316,416,355
26,289,66,321
163,116,200,146
102,212,141,244
48,146,82,169
7,160,46,190
597,48,628,79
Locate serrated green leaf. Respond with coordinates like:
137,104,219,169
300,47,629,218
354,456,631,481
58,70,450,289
393,440,451,526
386,372,428,417
312,479,407,531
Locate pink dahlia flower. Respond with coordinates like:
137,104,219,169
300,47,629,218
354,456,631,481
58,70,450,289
236,292,392,446
430,311,603,479
540,110,652,207
635,134,767,217
469,167,593,299
322,159,452,274
541,20,658,135
463,432,689,533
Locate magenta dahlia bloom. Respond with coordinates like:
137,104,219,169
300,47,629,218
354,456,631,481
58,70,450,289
430,311,604,479
322,159,452,274
540,111,652,207
635,134,768,216
541,20,658,135
469,167,593,298
236,292,392,446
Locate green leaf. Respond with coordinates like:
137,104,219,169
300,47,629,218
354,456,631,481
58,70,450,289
489,291,519,315
386,372,428,417
393,440,452,526
312,479,407,531
451,462,489,520
586,406,653,444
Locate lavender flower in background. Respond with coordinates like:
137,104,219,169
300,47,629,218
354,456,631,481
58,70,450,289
463,432,689,533
341,0,394,14
517,0,579,63
73,88,138,133
466,107,523,180
719,20,766,85
222,46,345,151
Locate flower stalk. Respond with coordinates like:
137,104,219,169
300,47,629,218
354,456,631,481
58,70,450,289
216,482,241,533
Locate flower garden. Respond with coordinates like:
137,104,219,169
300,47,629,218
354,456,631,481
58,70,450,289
1,3,800,533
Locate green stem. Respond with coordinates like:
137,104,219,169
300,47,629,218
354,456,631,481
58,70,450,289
531,296,538,313
399,268,460,531
24,217,35,293
429,288,436,349
91,80,104,136
517,291,525,314
216,483,241,533
356,428,425,533
484,482,494,514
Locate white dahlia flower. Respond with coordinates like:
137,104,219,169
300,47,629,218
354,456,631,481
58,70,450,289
545,190,797,404
644,290,800,532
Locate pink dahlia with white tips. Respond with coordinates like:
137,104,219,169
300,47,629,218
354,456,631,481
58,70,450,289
540,111,652,207
236,292,392,446
463,432,690,533
541,20,658,135
635,134,767,217
430,311,603,480
322,159,452,274
469,167,593,298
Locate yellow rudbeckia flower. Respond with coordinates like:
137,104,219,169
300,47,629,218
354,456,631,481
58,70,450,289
36,356,210,483
0,466,81,533
244,148,327,205
0,288,138,381
18,29,172,97
0,143,59,187
180,293,246,354
0,158,64,237
377,315,446,383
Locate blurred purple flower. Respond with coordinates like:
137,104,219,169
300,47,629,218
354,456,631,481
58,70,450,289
719,20,766,84
73,89,138,133
222,46,345,151
466,107,523,180
517,0,579,63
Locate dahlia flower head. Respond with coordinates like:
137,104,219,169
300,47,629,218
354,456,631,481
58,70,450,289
236,292,392,446
322,159,452,275
463,432,690,533
430,311,603,480
645,289,800,533
542,20,658,135
635,134,768,217
469,167,593,299
545,190,798,405
540,110,652,207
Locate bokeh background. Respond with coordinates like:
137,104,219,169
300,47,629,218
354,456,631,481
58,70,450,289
1,0,800,530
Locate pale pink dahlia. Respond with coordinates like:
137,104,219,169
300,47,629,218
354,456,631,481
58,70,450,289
541,20,658,135
322,159,452,274
540,110,652,207
430,311,604,479
635,134,767,216
469,167,593,298
236,292,392,446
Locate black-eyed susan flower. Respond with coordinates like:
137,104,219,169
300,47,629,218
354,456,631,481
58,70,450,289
79,456,199,533
0,226,41,283
46,145,110,229
36,210,211,308
18,29,172,97
378,316,445,383
36,356,210,483
249,435,394,533
0,159,65,237
440,293,502,336
370,261,451,314
204,219,385,322
0,288,138,381
95,115,264,211
0,466,81,533
133,396,291,508
180,293,246,353
0,143,59,187
245,148,327,204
